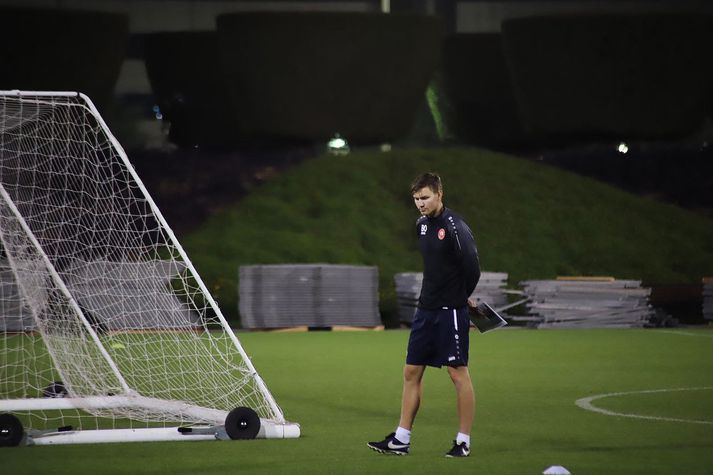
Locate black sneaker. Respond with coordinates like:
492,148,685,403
367,432,410,455
445,440,470,457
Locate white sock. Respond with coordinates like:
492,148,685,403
395,426,411,444
456,432,470,447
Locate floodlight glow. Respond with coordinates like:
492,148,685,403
617,142,629,154
329,137,346,149
327,133,350,155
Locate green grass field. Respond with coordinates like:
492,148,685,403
4,328,713,475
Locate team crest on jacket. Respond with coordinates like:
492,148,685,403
438,228,445,240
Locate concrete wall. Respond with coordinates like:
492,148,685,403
0,1,376,95
1,1,707,106
457,1,713,33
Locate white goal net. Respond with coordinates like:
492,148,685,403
0,91,297,445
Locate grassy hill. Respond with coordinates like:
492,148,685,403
182,147,713,326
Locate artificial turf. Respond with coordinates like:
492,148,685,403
4,328,713,475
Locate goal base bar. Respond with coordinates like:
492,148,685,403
27,421,300,445
2,396,300,444
29,427,217,445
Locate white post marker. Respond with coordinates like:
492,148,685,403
543,466,571,475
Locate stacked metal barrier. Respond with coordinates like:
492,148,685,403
703,278,713,323
0,259,33,332
239,264,380,329
520,278,654,328
0,259,197,331
394,271,509,325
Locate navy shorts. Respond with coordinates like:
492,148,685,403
406,306,470,368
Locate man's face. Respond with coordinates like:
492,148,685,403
412,186,443,218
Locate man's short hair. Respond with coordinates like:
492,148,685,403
410,173,442,195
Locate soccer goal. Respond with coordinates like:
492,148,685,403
0,90,299,446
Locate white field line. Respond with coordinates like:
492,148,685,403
575,387,713,425
654,330,713,338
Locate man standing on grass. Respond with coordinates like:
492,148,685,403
368,172,480,458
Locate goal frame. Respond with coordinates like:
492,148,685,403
0,90,299,445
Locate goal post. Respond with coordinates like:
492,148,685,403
0,90,299,445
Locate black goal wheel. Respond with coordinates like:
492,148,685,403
225,407,260,440
42,381,67,398
0,413,24,447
